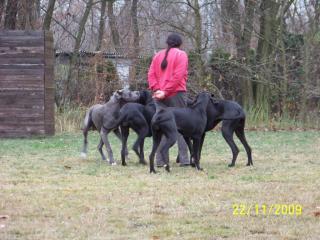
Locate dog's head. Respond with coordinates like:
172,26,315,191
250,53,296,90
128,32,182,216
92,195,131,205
113,87,140,102
138,90,153,105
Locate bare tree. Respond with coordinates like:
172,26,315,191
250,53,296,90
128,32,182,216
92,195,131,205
64,0,94,104
0,0,5,25
221,0,257,106
129,0,140,83
43,0,57,30
107,0,121,51
4,0,18,29
96,0,107,51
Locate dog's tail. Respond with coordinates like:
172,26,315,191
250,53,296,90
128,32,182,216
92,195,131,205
81,108,94,158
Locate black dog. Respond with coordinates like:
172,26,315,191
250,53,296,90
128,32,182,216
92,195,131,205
149,92,211,173
201,97,253,167
116,90,156,166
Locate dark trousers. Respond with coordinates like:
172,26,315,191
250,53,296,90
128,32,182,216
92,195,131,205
155,92,190,166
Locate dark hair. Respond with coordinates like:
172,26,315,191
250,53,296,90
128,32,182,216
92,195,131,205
161,33,183,70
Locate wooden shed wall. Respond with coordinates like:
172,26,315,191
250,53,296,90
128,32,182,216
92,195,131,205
0,30,54,137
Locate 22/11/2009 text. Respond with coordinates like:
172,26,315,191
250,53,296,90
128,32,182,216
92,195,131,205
232,204,302,216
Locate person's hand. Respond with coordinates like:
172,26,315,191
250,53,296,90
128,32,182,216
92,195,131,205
153,90,166,100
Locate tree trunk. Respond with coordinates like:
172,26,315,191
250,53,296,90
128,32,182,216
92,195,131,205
192,0,206,83
65,0,93,104
241,0,256,107
222,0,256,107
256,0,280,113
314,0,320,97
300,35,310,122
279,18,289,117
95,0,108,102
18,0,36,30
0,0,5,25
43,0,56,30
35,0,41,19
107,0,121,52
129,0,140,84
96,0,107,51
4,0,18,29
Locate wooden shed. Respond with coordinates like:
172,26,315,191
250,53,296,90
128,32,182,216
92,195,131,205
0,30,54,137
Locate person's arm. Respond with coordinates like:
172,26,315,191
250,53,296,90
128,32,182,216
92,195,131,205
147,56,160,91
163,51,188,96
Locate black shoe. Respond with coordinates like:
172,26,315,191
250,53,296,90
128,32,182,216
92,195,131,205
179,163,191,167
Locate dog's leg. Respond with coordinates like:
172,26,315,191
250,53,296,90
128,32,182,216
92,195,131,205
115,128,129,160
149,130,162,174
97,138,106,161
81,127,89,158
139,137,147,165
159,132,177,172
176,134,190,166
100,128,116,165
183,136,194,166
222,120,239,167
121,126,129,166
176,154,180,163
132,118,149,165
192,137,203,171
235,119,253,166
199,133,206,160
134,132,148,165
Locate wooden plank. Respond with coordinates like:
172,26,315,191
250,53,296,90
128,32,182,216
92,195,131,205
0,99,44,107
0,118,44,125
0,64,44,70
0,46,44,53
44,31,55,135
0,127,46,138
0,89,43,94
0,58,44,65
0,74,43,81
0,68,44,75
0,110,43,118
0,35,44,47
0,30,42,37
0,125,45,131
0,81,44,89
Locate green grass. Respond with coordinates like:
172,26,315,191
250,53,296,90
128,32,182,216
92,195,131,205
0,130,320,239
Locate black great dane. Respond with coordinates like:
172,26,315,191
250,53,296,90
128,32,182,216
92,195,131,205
149,92,253,173
202,97,253,167
149,92,212,173
115,90,156,166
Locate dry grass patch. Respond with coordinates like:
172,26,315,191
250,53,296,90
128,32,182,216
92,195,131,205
0,131,319,239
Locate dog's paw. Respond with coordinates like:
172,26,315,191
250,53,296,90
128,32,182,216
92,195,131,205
110,162,117,166
80,152,87,159
228,163,235,167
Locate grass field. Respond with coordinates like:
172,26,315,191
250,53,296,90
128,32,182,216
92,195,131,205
0,130,319,240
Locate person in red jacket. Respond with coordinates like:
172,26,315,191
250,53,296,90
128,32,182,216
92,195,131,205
148,33,190,167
